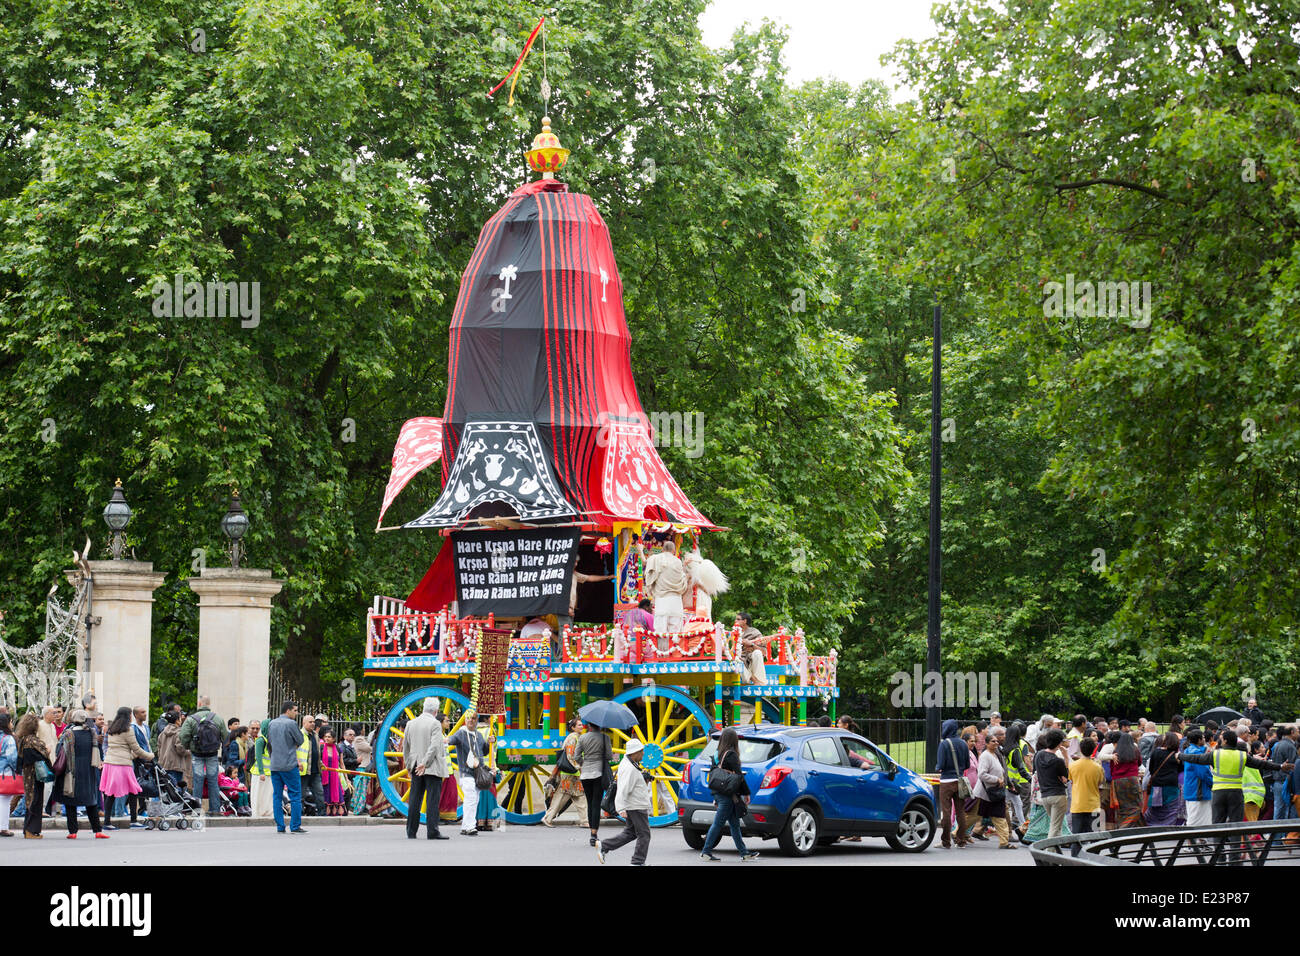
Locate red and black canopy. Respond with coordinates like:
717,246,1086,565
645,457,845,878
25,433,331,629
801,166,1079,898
403,178,713,530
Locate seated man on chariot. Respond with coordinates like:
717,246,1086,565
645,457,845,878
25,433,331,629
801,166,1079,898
736,611,777,685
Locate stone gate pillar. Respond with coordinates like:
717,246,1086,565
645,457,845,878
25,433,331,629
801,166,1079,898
65,561,167,714
188,568,283,725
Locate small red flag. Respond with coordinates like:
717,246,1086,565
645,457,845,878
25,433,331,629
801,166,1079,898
487,17,545,102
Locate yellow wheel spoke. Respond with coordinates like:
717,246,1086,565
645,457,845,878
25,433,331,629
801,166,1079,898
658,717,694,749
651,780,660,815
652,768,682,782
384,750,403,759
388,769,408,783
661,755,690,766
611,728,630,743
656,697,672,742
404,707,416,720
663,736,708,754
391,727,405,738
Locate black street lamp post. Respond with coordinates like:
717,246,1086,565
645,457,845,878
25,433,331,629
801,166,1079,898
221,489,250,569
102,479,132,560
925,304,942,773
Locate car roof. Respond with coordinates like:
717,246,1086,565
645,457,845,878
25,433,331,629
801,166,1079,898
709,725,850,740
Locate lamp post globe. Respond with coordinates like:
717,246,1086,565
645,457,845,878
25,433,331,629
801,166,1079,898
221,490,249,569
102,479,131,560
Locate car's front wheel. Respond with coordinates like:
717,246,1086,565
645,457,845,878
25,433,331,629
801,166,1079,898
777,804,820,857
886,803,936,853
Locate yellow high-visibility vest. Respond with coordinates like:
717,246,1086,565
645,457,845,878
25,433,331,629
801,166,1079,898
296,736,311,775
1008,740,1029,784
1211,748,1246,791
250,737,272,777
1243,765,1266,804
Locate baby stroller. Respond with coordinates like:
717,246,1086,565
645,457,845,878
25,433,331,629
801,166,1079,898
218,772,251,817
146,765,204,831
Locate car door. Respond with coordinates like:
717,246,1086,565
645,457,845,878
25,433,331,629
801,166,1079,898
838,736,903,828
799,735,857,827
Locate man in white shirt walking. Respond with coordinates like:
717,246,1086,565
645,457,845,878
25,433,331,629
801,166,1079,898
596,738,652,865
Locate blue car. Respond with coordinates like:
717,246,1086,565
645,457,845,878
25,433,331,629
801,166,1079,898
677,725,937,856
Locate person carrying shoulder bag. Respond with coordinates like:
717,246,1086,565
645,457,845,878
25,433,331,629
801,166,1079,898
576,722,612,847
699,727,759,862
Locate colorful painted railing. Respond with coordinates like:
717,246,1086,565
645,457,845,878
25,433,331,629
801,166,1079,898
365,596,829,686
366,606,500,662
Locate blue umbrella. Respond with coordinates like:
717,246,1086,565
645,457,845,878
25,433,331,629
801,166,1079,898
578,699,637,730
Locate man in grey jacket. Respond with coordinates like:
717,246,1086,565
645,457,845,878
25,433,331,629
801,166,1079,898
402,697,449,840
264,702,306,833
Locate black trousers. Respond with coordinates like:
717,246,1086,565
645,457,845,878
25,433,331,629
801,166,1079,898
581,778,604,830
104,792,145,828
66,802,101,835
1211,790,1245,824
25,780,44,835
1069,812,1096,857
1209,790,1248,865
602,809,651,864
405,773,443,838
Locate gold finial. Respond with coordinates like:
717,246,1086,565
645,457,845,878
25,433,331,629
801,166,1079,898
114,478,122,488
526,116,569,179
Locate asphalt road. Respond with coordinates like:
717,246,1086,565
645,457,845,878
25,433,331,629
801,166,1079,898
6,819,1035,866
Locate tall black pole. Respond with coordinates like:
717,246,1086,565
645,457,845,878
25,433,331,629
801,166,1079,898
924,303,942,772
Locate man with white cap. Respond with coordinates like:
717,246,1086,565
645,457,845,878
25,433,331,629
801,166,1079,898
401,698,449,840
596,738,652,865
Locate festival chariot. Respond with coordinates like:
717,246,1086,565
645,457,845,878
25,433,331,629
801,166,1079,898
361,111,841,828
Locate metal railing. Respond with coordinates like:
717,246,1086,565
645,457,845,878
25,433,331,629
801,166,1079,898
1030,820,1300,866
267,663,392,738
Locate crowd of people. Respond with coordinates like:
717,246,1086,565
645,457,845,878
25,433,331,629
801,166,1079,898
0,695,377,838
933,703,1299,855
7,691,1297,866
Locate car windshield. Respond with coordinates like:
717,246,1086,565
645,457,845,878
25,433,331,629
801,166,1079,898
699,737,783,764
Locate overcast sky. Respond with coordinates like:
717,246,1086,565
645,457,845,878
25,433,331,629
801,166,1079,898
698,0,938,96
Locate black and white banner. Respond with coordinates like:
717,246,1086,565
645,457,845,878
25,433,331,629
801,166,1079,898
451,527,581,616
404,420,576,529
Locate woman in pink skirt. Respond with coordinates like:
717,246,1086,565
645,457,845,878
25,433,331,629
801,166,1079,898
319,730,346,815
100,706,153,828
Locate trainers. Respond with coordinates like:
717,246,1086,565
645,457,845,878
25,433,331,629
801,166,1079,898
699,852,721,861
102,824,119,831
130,822,147,829
740,851,760,861
94,832,110,839
595,840,606,864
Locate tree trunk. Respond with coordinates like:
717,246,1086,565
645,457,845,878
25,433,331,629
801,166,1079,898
281,613,327,702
